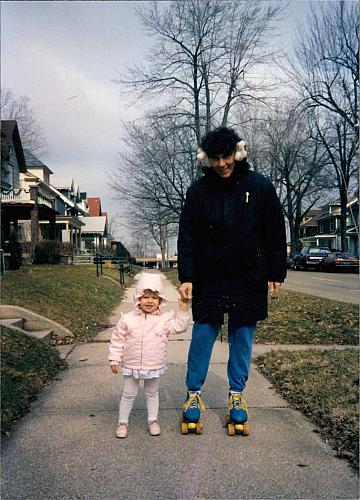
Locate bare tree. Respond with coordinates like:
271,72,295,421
1,88,47,155
125,202,177,269
288,1,358,250
290,1,358,132
111,0,287,252
260,105,330,255
310,109,357,250
109,110,193,259
115,0,285,144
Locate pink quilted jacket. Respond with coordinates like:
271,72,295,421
108,273,190,370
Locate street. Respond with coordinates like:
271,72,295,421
284,270,359,304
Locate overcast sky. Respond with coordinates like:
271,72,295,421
1,0,330,240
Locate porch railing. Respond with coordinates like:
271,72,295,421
1,188,53,209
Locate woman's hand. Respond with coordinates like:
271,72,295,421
111,364,119,374
178,282,193,301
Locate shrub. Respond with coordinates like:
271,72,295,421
60,242,76,255
33,240,62,264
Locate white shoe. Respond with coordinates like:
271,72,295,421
148,420,161,436
115,422,128,438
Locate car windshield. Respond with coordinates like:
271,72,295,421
335,253,355,258
309,248,329,254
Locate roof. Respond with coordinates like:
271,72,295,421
319,196,358,210
23,149,48,168
79,216,107,233
1,120,27,173
51,176,74,191
23,149,53,175
87,197,102,216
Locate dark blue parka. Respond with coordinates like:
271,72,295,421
177,161,287,325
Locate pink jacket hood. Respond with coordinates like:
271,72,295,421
134,273,167,308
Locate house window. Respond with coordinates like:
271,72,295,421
329,219,335,231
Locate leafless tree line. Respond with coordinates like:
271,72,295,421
111,0,358,257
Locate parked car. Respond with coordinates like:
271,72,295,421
293,246,331,270
320,252,359,272
286,254,294,269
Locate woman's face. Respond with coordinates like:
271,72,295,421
209,152,236,178
139,290,160,314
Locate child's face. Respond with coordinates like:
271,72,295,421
139,290,161,314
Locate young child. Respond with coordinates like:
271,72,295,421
109,272,190,438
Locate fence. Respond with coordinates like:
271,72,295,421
94,253,133,286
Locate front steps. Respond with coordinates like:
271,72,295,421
73,254,94,265
0,305,74,345
0,318,53,343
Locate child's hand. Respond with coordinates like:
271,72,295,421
111,364,119,374
178,297,189,311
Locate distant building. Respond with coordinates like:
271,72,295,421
299,209,322,240
87,197,103,216
78,215,112,253
300,197,359,255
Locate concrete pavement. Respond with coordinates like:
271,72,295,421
284,269,359,304
1,271,358,499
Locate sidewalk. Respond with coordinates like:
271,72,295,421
1,271,358,500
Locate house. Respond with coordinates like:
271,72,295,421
87,197,103,216
1,121,59,260
50,176,88,248
78,196,114,253
1,120,27,190
78,215,113,253
300,197,359,255
299,209,322,240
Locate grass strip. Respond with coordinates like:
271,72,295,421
2,265,134,340
255,349,359,471
163,269,358,345
1,327,67,435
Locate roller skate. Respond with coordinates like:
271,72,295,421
181,391,205,435
225,392,250,436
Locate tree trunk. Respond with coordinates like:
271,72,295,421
339,184,348,251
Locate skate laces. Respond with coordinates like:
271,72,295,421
229,393,248,411
184,393,205,411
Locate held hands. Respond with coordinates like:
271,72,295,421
178,296,189,311
178,282,192,301
269,281,282,299
178,282,192,310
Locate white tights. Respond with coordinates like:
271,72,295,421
118,375,160,424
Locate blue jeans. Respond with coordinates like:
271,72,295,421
186,320,256,392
